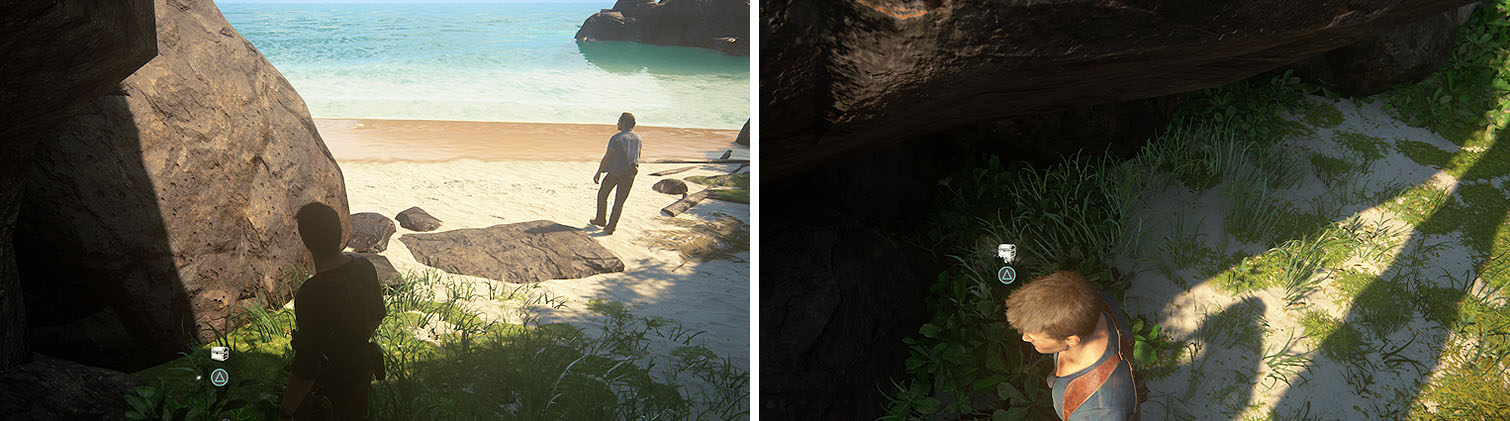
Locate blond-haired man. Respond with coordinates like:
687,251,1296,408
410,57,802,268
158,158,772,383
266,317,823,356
1006,270,1141,420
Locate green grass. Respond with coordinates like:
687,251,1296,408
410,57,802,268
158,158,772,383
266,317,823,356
642,212,751,264
707,188,748,204
685,174,750,204
1334,131,1390,162
1395,139,1455,169
1297,99,1345,129
1383,0,1510,147
1411,183,1510,257
684,173,749,188
127,270,749,420
1297,310,1368,362
1197,300,1267,356
1386,185,1453,227
1411,296,1510,419
1331,270,1415,339
1260,332,1312,389
1309,153,1354,183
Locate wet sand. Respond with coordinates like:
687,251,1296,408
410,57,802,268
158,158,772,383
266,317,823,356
316,118,747,163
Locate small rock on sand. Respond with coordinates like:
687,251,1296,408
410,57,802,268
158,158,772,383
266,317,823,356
348,212,396,252
653,179,689,195
396,206,443,232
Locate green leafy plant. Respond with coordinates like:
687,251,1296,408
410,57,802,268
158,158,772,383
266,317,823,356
123,385,167,420
1129,315,1162,368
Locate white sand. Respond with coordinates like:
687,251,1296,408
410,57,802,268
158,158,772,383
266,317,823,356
331,132,750,377
1118,96,1494,419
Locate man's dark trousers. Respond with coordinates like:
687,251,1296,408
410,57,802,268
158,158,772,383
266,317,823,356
596,173,634,232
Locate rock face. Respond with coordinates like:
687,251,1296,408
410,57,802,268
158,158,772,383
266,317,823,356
762,140,945,419
397,207,443,232
0,0,157,372
348,212,396,253
576,0,750,55
0,354,145,420
15,0,350,372
944,94,1187,165
761,0,1482,180
735,119,750,146
1290,8,1464,96
401,221,625,283
653,179,689,195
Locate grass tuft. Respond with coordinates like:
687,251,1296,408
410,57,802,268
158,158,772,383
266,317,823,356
1334,131,1390,162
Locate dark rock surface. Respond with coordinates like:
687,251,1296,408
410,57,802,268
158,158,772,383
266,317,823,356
397,207,444,232
943,94,1187,164
348,212,396,253
761,0,1481,180
15,0,349,372
576,0,750,55
357,253,403,288
1290,9,1463,96
0,0,157,372
653,179,689,195
762,139,947,420
0,353,145,420
401,221,625,283
735,119,750,146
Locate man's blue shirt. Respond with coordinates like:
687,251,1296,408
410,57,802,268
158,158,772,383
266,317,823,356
1048,292,1140,420
599,130,642,176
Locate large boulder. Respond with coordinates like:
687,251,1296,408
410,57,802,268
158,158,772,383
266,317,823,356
15,0,349,372
576,0,751,55
401,221,625,283
348,212,396,253
0,0,157,371
942,94,1187,164
0,353,145,420
735,119,750,146
762,139,946,419
761,0,1482,180
1290,7,1468,96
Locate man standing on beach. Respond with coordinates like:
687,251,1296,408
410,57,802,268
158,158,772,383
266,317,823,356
1006,270,1144,420
591,112,642,235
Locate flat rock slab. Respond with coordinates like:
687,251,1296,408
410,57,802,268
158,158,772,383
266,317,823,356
400,220,624,283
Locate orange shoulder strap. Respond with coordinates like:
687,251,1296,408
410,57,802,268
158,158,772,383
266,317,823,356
1061,299,1139,420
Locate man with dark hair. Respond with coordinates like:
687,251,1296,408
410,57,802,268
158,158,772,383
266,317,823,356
279,202,386,420
1005,270,1143,420
590,112,642,235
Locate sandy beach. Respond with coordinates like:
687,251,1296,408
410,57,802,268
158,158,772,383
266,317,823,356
324,118,752,373
317,118,746,162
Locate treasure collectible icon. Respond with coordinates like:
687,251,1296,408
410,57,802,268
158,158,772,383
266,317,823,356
210,346,229,362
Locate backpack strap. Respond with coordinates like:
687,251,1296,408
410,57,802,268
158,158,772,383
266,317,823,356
1061,299,1141,420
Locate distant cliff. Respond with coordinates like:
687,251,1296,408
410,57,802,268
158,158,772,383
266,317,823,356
575,0,749,56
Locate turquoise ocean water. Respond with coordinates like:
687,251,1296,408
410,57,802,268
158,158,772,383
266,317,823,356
221,2,750,129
